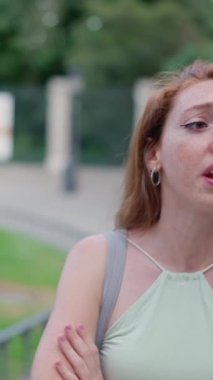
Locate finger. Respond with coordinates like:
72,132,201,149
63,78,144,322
64,325,90,357
64,326,100,373
65,325,98,357
76,325,97,349
76,325,100,362
58,336,88,379
55,361,78,380
56,339,76,374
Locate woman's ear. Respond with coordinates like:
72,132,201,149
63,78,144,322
144,138,161,171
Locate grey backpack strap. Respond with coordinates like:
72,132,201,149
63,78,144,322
95,229,127,351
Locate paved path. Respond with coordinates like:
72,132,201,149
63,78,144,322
0,164,124,250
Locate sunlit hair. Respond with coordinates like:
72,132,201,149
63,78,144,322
116,60,213,230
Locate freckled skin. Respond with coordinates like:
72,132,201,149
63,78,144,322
156,80,213,212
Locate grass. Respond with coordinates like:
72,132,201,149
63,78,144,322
0,228,67,380
0,228,66,327
0,228,66,288
2,329,43,380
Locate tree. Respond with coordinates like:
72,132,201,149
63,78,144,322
163,42,213,70
0,0,212,84
67,0,210,86
0,0,84,83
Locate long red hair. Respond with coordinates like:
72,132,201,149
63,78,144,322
116,60,213,230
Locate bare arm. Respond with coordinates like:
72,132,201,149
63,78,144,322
31,234,107,380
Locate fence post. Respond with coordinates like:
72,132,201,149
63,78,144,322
45,76,83,189
133,78,155,127
0,343,9,380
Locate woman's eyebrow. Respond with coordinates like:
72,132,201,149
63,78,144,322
182,102,213,116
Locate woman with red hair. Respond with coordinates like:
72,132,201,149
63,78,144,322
31,60,213,380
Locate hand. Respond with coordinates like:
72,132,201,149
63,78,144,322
54,324,104,380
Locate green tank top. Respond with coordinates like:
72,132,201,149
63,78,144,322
100,238,213,380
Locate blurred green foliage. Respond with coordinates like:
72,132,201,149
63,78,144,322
0,0,212,85
0,0,84,83
164,42,213,70
69,0,213,85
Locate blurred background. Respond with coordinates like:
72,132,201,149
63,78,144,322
0,0,212,378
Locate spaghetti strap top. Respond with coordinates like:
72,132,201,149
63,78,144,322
100,237,213,380
127,238,213,274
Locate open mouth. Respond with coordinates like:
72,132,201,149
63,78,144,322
205,171,213,179
202,166,213,185
203,168,213,185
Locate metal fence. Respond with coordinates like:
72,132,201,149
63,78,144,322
0,84,133,166
0,310,50,380
74,86,133,166
0,85,46,163
13,86,46,162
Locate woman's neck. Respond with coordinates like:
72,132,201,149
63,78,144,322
135,209,213,273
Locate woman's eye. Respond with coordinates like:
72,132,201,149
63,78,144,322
181,121,208,130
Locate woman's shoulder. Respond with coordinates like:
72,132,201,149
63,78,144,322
66,229,127,271
59,233,109,298
69,232,108,255
66,233,108,272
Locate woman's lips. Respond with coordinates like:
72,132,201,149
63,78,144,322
202,166,213,185
203,165,213,177
203,176,213,186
